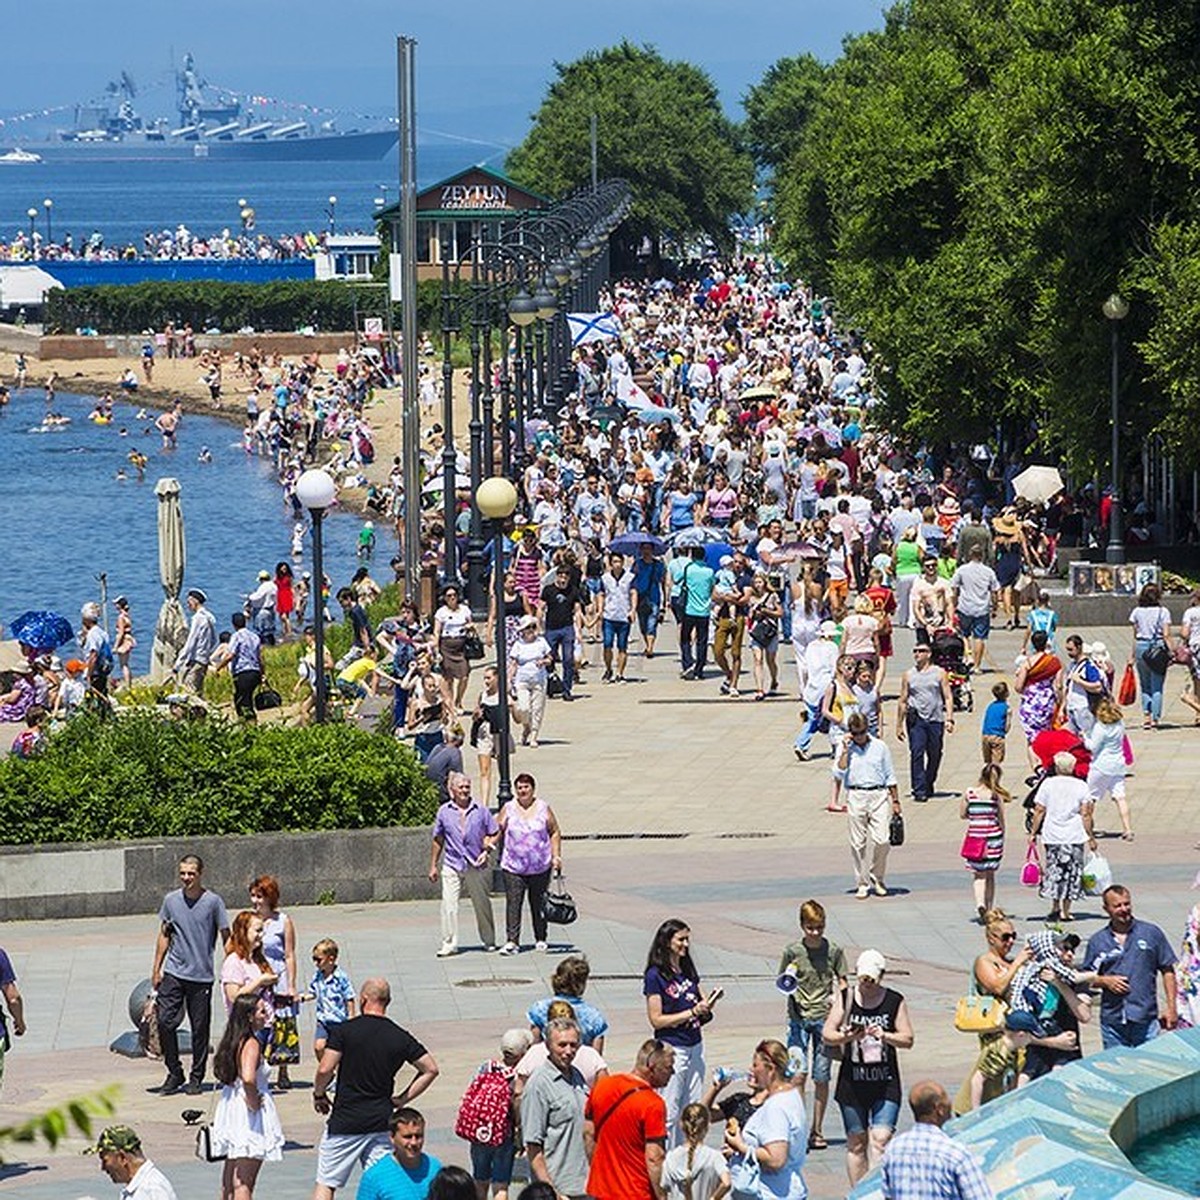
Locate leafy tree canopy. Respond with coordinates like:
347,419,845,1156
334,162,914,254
507,42,754,248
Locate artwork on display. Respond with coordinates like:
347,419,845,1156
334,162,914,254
1070,563,1093,595
1070,561,1159,596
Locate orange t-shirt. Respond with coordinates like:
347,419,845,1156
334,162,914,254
584,1073,667,1200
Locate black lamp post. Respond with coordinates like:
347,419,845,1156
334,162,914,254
326,194,338,237
43,198,53,247
508,288,538,480
1103,293,1130,565
295,469,337,722
26,208,37,256
439,254,461,585
476,475,519,811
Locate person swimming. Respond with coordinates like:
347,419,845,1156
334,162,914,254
198,446,213,463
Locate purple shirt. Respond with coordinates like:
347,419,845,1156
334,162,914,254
432,800,499,871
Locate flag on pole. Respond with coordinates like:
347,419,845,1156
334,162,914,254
567,311,622,347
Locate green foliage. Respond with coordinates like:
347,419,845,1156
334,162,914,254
507,41,754,248
42,279,450,337
0,1087,119,1162
764,0,1200,466
742,54,829,172
0,710,437,845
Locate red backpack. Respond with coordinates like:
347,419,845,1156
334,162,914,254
455,1061,515,1147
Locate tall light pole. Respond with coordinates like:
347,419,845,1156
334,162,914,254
326,194,338,237
43,198,53,247
26,208,37,256
295,469,337,722
1103,293,1129,565
509,289,538,479
476,475,518,811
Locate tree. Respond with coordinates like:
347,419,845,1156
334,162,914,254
507,42,754,252
742,54,828,172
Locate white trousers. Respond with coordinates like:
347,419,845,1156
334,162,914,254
440,865,496,950
847,788,891,886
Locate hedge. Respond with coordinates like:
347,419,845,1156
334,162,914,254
43,279,456,336
0,712,438,844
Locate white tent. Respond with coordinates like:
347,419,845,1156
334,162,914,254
0,265,62,310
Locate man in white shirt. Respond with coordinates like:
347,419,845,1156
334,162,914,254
600,553,635,683
91,1125,179,1200
950,545,1000,670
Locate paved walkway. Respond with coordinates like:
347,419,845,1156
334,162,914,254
2,621,1198,1199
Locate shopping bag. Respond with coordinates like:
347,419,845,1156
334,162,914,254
1117,663,1137,706
1082,852,1113,896
1020,840,1042,887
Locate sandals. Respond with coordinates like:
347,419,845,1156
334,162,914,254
808,1132,828,1151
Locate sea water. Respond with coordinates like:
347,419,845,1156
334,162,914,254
0,388,386,673
0,146,489,247
1127,1117,1200,1194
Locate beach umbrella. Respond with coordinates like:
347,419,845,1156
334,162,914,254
8,610,74,651
608,531,666,557
150,478,188,684
633,405,680,425
1012,465,1065,505
775,541,824,562
667,526,726,549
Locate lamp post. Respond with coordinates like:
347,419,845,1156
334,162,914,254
26,208,37,256
238,198,255,232
1103,293,1129,565
508,289,538,479
295,468,337,722
43,198,53,247
476,475,519,810
326,194,338,237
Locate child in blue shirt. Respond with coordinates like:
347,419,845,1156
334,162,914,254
301,938,356,1058
981,681,1011,765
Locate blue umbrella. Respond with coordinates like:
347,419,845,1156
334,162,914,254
9,610,75,651
608,531,666,557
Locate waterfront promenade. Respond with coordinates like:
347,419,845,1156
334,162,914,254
2,621,1197,1198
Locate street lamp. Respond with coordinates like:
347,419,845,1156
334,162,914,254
1102,293,1129,565
43,198,52,246
326,194,338,236
508,289,538,478
26,208,37,256
477,475,519,809
238,198,255,232
295,468,337,722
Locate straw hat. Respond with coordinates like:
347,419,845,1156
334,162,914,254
992,511,1021,537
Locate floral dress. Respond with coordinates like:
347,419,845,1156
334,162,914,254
1018,653,1061,742
962,787,1004,872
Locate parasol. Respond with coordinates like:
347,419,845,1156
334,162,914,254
8,610,75,651
1011,465,1065,505
150,478,189,683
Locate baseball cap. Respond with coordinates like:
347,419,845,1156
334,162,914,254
855,949,887,981
719,554,733,567
86,1125,142,1154
1004,1010,1042,1034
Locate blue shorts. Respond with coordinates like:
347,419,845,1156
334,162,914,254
586,578,603,596
636,601,659,636
839,1095,900,1137
602,619,630,651
470,1138,517,1184
314,1021,329,1044
787,1016,833,1084
960,612,991,640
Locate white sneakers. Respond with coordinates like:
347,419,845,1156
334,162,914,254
499,942,519,956
436,942,457,958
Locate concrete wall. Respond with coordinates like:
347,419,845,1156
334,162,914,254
0,826,437,921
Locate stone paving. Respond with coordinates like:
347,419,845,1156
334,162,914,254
2,620,1198,1199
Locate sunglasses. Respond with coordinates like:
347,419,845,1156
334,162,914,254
997,932,1016,942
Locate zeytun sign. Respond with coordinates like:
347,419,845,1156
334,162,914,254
440,183,509,209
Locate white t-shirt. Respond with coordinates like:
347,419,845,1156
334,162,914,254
435,605,472,638
509,636,550,687
1183,605,1200,649
602,570,634,622
662,1143,729,1200
739,1087,808,1199
1129,604,1170,640
1037,775,1090,844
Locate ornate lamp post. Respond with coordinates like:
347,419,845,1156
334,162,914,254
508,289,538,478
476,475,519,810
1103,293,1130,565
295,469,337,722
326,194,338,236
26,208,37,256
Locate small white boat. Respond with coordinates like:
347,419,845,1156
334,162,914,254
0,148,42,164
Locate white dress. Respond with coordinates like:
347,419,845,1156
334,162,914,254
211,1058,285,1161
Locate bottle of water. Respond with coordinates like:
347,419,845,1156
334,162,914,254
713,1066,747,1087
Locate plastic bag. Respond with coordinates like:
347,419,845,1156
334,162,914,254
1082,851,1113,896
1117,663,1137,706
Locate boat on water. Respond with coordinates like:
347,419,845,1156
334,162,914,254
1,55,396,163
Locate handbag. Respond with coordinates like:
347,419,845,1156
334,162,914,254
960,832,989,860
195,1123,226,1163
266,1011,300,1065
1144,641,1171,675
254,685,283,711
541,869,577,925
954,971,1008,1034
729,1149,762,1199
463,629,486,661
749,615,778,647
1020,839,1042,887
1117,662,1137,706
1173,643,1194,666
889,811,905,846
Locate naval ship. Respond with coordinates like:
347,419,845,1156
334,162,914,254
2,55,396,162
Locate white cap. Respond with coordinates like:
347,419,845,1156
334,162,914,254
518,614,538,630
819,620,839,638
856,949,887,981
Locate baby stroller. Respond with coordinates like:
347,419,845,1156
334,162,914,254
930,627,973,711
1022,728,1092,833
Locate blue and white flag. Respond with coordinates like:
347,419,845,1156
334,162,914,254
567,311,622,347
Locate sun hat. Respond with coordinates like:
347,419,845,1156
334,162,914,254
819,620,839,638
992,511,1021,536
518,615,538,630
937,496,961,515
257,569,270,580
855,949,887,981
186,588,207,603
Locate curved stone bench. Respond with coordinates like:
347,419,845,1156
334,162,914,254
850,1027,1200,1199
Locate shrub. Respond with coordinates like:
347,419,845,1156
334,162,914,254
0,711,437,844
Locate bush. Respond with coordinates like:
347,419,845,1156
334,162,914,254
43,278,453,336
0,711,437,844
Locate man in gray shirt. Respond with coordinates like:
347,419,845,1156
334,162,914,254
896,643,955,802
521,1017,589,1198
151,854,230,1095
950,545,1000,671
174,589,216,696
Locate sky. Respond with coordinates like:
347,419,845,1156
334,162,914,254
1,0,886,151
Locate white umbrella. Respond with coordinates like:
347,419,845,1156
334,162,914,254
150,478,188,683
1012,465,1065,505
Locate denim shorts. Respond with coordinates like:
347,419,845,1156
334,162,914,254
959,611,991,640
787,1016,832,1083
470,1138,517,1184
839,1095,901,1136
602,618,630,650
